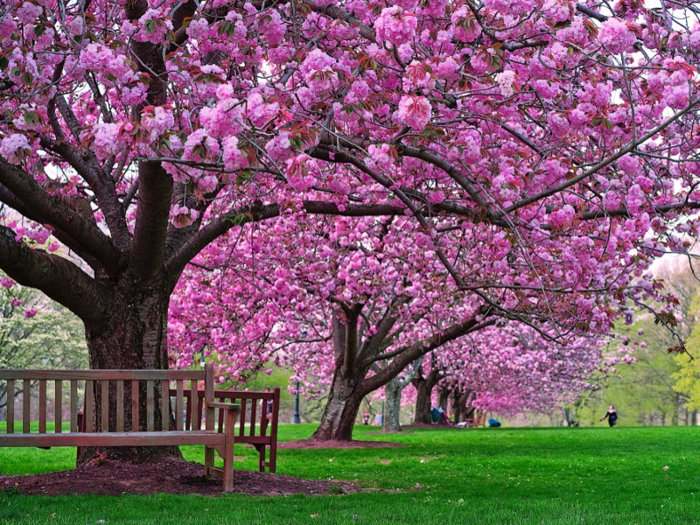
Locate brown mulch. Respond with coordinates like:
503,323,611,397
278,439,406,450
0,458,364,497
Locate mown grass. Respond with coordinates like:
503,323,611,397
0,423,699,524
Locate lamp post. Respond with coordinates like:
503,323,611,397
293,381,301,424
294,330,307,424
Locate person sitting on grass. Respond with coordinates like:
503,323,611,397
600,405,618,427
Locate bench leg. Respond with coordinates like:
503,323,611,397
205,446,215,480
223,408,238,493
257,444,266,473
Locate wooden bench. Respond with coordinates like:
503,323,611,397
78,386,280,473
0,363,240,492
466,412,487,428
174,387,280,473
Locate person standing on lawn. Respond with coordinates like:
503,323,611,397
600,405,618,427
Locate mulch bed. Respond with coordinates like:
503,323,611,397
278,439,406,450
0,458,364,497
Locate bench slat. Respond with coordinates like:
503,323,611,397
0,370,206,381
176,380,183,431
39,380,46,434
249,398,257,437
238,399,246,436
116,380,124,432
0,431,227,448
161,380,169,432
85,380,94,433
101,380,109,433
132,380,139,432
6,379,13,434
147,381,154,432
191,382,199,431
55,380,62,434
70,381,77,433
23,380,30,433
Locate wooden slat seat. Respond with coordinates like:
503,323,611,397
0,363,239,493
0,431,226,448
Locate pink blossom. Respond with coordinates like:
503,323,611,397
142,106,175,142
0,134,31,164
300,49,339,94
548,113,570,138
17,2,43,24
599,18,637,54
397,95,431,131
258,10,287,45
496,70,517,98
24,309,37,319
451,7,481,43
88,123,120,159
186,18,209,41
375,7,417,46
65,16,85,37
134,9,173,45
222,136,249,171
1,277,14,289
171,205,200,229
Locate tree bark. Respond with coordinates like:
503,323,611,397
383,376,402,432
77,276,181,464
311,372,364,441
412,366,440,424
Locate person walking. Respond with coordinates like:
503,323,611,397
600,405,618,427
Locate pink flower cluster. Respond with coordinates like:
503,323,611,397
599,18,637,54
375,7,417,46
397,95,431,130
0,134,30,164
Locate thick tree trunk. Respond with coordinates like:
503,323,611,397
78,279,181,464
412,367,440,424
312,379,364,441
383,377,402,432
453,390,470,423
438,385,451,412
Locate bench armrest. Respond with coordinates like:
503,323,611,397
207,402,240,411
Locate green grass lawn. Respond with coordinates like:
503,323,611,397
0,423,698,524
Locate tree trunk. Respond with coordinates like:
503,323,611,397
453,390,470,423
412,367,440,424
78,280,181,464
383,377,402,432
311,376,364,441
434,385,451,425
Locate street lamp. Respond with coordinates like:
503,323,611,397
294,330,307,424
293,381,301,424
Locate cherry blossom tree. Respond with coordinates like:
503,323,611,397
3,0,700,452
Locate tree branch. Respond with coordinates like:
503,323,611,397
0,225,108,325
0,157,120,272
128,161,173,283
361,311,494,395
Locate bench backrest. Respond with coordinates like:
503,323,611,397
0,365,220,434
170,387,280,445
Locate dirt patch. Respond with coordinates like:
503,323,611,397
278,439,406,450
0,458,364,497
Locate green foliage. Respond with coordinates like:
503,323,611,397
0,280,88,413
673,295,700,410
572,262,700,427
1,424,700,523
